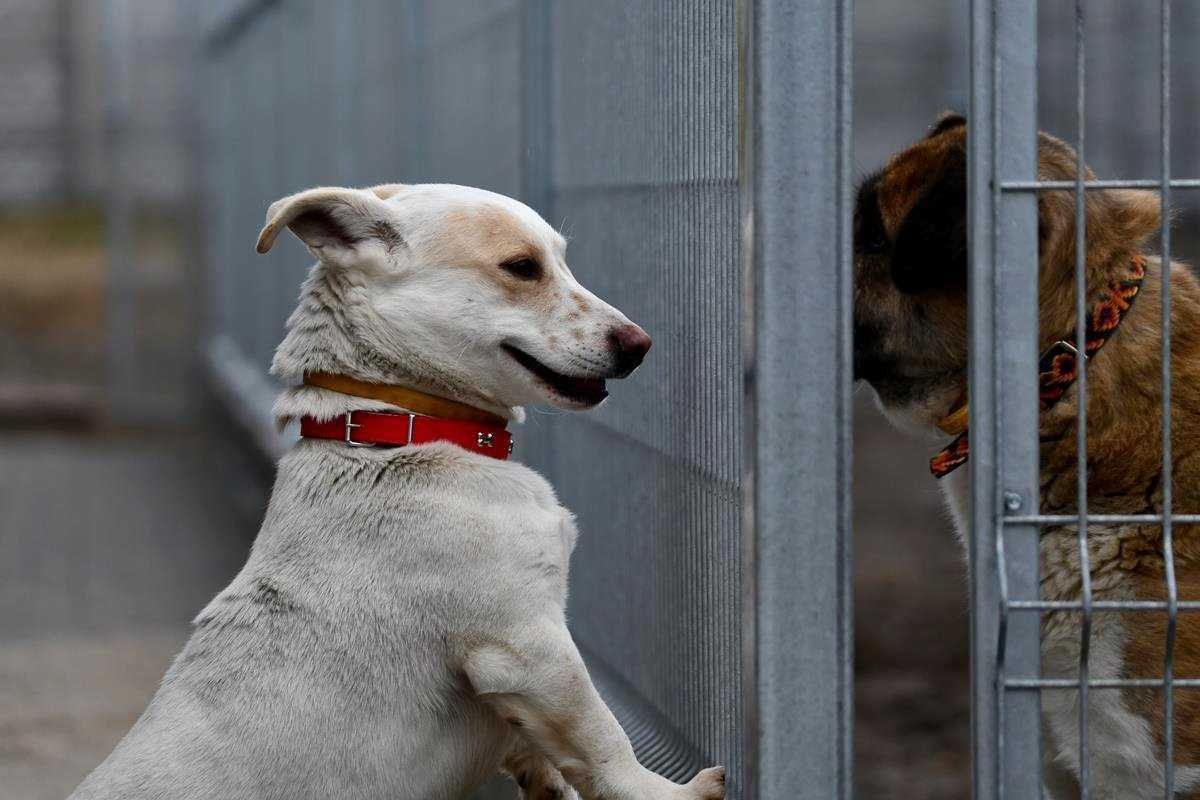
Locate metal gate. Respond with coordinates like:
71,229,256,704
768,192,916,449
972,1,1200,797
198,1,853,798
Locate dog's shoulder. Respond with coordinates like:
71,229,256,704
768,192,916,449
275,440,555,501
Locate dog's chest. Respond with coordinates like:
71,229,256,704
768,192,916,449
941,472,1141,608
939,472,1142,679
268,444,580,618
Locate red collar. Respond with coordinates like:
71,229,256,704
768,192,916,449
300,411,513,460
930,254,1147,478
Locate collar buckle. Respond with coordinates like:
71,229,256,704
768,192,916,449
344,411,417,447
1040,338,1088,363
343,411,375,447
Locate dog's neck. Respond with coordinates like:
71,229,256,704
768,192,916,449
1036,246,1146,354
270,262,519,424
1023,254,1200,517
929,249,1198,478
1055,253,1200,428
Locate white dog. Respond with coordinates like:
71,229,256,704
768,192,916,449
69,184,726,800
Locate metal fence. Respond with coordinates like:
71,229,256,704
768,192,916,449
193,0,1200,797
973,1,1200,798
197,2,852,798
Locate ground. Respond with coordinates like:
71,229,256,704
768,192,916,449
0,427,262,799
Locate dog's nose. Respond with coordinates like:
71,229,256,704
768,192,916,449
609,324,652,376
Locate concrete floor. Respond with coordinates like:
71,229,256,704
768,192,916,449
0,426,261,800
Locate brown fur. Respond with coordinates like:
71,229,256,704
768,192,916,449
434,206,560,310
856,114,1200,787
876,132,963,237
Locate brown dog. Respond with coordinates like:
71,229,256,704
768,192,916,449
855,113,1200,799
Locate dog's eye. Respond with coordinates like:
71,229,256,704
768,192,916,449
854,212,890,255
500,257,542,281
854,185,890,256
861,236,889,255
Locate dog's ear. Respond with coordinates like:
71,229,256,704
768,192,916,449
255,186,406,258
1034,132,1164,268
890,145,968,294
926,111,966,139
368,183,409,201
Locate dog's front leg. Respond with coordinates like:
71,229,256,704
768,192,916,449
503,742,580,800
462,622,725,800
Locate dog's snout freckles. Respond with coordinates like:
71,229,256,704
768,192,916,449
608,323,652,376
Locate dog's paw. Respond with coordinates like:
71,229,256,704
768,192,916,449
683,766,725,800
505,749,580,800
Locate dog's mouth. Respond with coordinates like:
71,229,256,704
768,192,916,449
502,344,609,406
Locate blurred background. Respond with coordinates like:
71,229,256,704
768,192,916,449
1,2,1197,799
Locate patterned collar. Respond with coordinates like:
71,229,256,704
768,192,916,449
930,254,1148,478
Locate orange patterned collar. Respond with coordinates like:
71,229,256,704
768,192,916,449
930,254,1148,478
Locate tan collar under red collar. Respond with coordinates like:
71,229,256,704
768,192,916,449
930,254,1147,478
304,372,506,425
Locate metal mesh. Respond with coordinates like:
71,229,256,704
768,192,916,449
522,1,742,776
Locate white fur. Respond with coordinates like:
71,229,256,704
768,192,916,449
70,184,723,800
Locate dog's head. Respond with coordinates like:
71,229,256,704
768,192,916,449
853,113,970,432
258,184,650,413
853,113,1161,433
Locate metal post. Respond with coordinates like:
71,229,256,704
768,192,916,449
970,1,1041,798
740,0,853,797
103,0,136,421
993,1,1042,797
967,5,1000,793
520,0,552,219
1158,2,1176,797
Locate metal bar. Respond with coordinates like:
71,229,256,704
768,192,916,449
1009,600,1200,612
1004,513,1200,525
740,0,853,796
992,1,1041,798
520,0,553,218
330,0,358,182
1001,178,1200,191
57,0,76,198
203,0,282,53
1072,4,1093,797
103,0,136,422
1159,1,1177,796
1008,679,1200,690
969,1,1001,796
